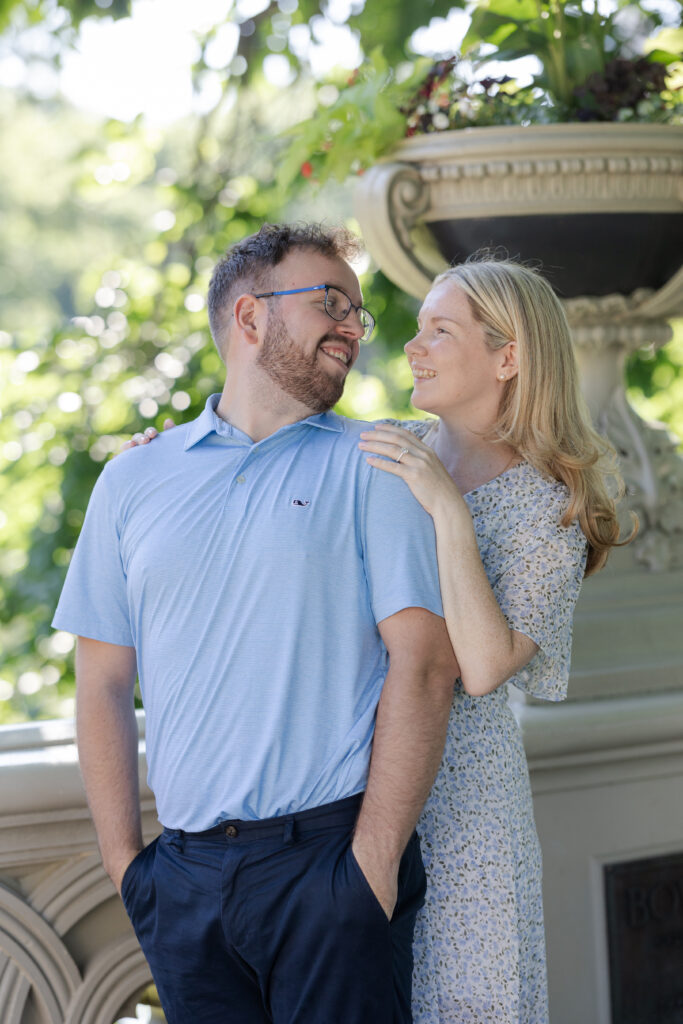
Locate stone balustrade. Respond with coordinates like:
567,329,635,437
2,688,683,1023
0,714,158,1024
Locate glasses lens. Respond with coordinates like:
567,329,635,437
359,309,375,340
324,287,350,321
324,286,375,340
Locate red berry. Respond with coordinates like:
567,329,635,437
301,162,313,178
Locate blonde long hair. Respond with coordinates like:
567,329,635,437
434,258,634,575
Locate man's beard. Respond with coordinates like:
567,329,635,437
256,312,347,413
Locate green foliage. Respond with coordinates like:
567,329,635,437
0,73,424,723
0,81,305,722
279,49,434,186
627,320,683,444
283,3,681,181
227,0,458,81
573,57,674,121
461,0,676,109
0,0,130,34
342,0,460,65
0,1,681,724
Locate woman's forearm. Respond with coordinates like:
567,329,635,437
432,501,537,695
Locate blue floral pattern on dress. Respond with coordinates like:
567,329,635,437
397,420,587,1024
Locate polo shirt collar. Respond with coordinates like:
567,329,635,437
184,394,344,450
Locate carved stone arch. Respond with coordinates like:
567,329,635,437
65,935,152,1024
0,955,31,1024
30,853,115,936
0,883,80,1023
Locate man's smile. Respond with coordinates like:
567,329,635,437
319,340,353,367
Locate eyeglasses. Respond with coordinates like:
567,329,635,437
253,284,376,342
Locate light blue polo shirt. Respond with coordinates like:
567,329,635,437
54,395,444,830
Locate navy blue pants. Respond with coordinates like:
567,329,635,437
121,794,426,1023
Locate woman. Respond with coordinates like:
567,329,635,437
357,258,628,1024
129,257,628,1023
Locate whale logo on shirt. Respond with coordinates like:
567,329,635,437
291,498,311,508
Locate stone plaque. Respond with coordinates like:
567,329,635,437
605,852,683,1023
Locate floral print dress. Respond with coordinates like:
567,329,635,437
404,422,588,1024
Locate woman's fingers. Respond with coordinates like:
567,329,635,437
116,433,147,456
363,454,406,476
116,419,176,457
360,426,428,451
359,440,417,462
360,425,415,442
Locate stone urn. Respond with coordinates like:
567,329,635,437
355,122,683,700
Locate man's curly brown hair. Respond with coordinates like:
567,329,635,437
208,223,363,359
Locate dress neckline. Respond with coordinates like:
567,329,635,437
462,460,529,497
419,420,528,497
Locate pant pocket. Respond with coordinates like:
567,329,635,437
394,831,427,921
121,837,159,921
346,842,393,922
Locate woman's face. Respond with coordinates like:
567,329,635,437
405,280,515,426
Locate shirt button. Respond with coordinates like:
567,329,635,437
225,824,239,838
236,474,246,484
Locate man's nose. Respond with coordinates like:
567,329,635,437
338,310,365,340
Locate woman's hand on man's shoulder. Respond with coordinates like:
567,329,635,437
117,419,176,455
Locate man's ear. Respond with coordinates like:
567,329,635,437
233,294,263,345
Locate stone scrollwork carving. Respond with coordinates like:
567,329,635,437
65,937,151,1024
0,956,31,1024
565,289,657,325
0,865,154,1024
385,165,431,253
600,390,683,573
0,868,155,1023
354,162,445,297
0,883,81,1023
0,772,158,1024
562,279,683,574
420,150,683,212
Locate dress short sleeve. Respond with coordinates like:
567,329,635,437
494,512,587,700
465,465,587,702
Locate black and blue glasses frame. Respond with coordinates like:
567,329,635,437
253,284,376,340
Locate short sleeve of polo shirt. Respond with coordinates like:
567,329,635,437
52,467,134,647
359,463,443,625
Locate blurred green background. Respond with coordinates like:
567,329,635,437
0,0,681,723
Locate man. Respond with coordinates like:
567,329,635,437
53,223,457,1023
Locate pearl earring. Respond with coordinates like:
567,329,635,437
498,374,506,381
